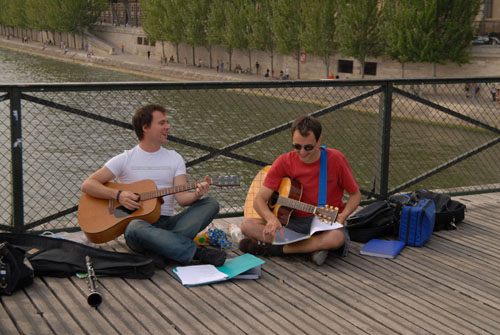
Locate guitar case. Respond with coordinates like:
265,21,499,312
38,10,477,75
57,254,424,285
0,233,154,279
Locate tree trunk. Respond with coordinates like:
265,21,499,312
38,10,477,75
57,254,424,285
175,43,180,63
296,49,300,79
324,53,330,78
192,46,196,66
161,41,165,63
208,45,212,69
401,62,405,78
248,50,252,73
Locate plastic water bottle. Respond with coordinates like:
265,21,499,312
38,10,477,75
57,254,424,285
229,223,244,243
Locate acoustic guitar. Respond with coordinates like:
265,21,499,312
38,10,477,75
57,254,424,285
79,176,240,244
244,166,338,226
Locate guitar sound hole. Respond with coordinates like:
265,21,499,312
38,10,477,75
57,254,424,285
114,206,136,218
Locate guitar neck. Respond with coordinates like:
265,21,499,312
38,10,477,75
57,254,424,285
277,195,317,214
141,181,203,201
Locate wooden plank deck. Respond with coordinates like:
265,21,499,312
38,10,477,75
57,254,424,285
1,192,500,335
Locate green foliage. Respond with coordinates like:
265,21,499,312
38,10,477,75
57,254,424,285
384,0,481,67
270,0,302,56
183,0,210,48
224,0,249,52
246,0,274,53
206,0,226,47
300,0,337,76
336,0,384,77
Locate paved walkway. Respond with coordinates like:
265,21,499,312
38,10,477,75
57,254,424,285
0,35,271,82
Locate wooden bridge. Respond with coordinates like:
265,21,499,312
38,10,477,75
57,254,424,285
1,192,499,334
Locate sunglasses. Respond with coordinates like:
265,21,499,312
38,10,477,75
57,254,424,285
293,143,315,151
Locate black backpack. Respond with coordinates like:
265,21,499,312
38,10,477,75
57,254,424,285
389,189,466,231
345,200,399,243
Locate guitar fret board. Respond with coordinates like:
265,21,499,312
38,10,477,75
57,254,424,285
278,196,316,213
142,182,199,200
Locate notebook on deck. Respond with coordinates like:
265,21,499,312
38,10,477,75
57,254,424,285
359,239,405,259
173,253,264,286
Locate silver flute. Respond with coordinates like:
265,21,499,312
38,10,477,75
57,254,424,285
85,255,102,308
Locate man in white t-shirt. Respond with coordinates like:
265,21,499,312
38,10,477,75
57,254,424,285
81,104,225,267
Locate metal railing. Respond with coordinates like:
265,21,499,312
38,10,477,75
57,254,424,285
1,78,499,233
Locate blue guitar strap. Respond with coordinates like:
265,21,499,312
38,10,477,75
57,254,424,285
318,145,327,207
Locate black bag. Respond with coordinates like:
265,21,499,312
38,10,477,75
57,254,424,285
0,233,154,279
346,200,399,243
0,242,34,295
389,189,466,231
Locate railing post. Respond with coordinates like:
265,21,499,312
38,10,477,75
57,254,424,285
10,87,24,233
373,81,392,199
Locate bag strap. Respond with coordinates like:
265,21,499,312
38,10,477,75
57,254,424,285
318,145,327,207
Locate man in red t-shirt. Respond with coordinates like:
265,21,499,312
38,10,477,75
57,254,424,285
240,115,361,265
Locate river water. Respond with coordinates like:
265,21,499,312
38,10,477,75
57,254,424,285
0,47,154,83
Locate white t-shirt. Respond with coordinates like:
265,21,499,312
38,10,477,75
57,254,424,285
105,145,186,216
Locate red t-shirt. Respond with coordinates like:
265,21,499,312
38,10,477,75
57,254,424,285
263,148,358,216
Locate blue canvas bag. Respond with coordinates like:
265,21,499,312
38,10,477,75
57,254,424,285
399,199,435,247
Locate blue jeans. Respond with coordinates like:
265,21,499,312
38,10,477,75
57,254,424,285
124,196,219,264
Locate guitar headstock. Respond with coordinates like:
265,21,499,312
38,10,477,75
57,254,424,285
211,175,240,187
315,205,339,224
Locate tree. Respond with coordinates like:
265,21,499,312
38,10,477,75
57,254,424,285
207,0,227,68
247,0,276,76
336,0,384,78
141,0,184,62
184,0,211,67
383,0,481,78
225,0,250,72
300,0,337,78
270,0,303,79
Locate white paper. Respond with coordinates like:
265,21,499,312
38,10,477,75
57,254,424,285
174,264,228,286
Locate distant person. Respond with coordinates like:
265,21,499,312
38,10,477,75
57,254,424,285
147,50,151,60
279,70,284,79
285,67,290,79
169,55,174,63
491,85,497,102
328,73,334,79
216,59,220,72
121,43,125,54
255,61,260,74
235,64,243,73
464,83,471,98
264,68,270,77
220,60,224,73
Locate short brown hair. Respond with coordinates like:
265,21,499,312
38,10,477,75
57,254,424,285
132,104,167,140
291,115,322,141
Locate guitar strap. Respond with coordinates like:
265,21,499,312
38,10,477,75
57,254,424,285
318,145,327,207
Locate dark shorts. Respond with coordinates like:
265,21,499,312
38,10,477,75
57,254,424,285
286,216,314,234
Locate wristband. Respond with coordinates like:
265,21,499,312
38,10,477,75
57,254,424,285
116,190,122,202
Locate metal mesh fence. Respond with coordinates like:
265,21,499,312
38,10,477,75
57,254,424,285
0,79,499,233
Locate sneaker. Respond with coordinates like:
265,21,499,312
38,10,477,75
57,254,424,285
311,250,328,266
239,238,271,256
194,247,227,267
